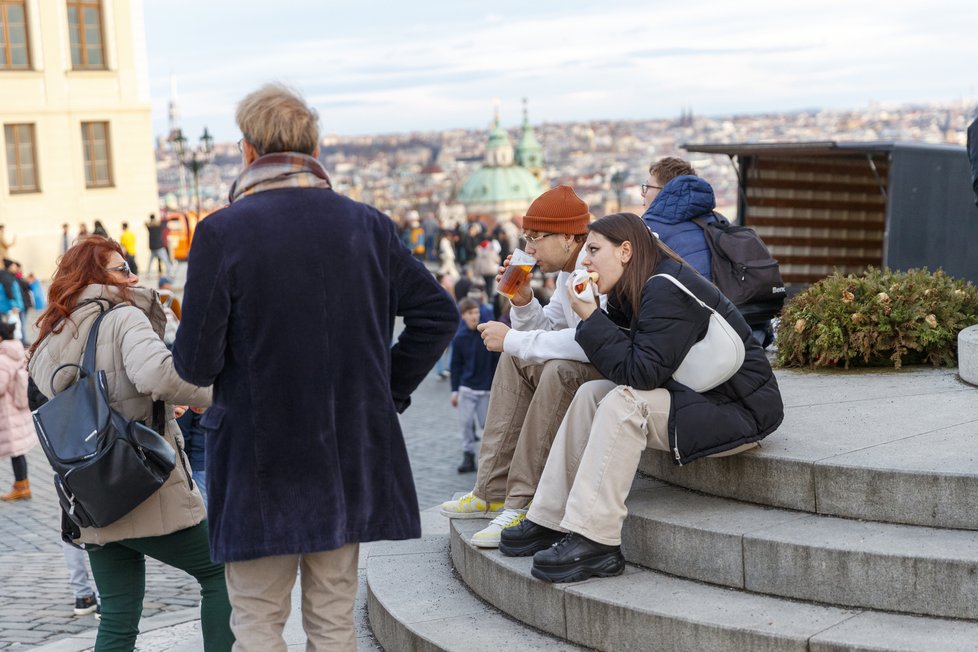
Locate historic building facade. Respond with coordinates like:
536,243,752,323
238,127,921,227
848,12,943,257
0,0,157,276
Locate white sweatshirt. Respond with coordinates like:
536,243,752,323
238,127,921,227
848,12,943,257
502,248,606,364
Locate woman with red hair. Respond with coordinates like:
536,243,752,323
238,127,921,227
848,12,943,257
28,236,233,651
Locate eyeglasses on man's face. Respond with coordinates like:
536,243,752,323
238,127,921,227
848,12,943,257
236,138,246,153
641,183,663,195
106,262,133,276
521,232,558,243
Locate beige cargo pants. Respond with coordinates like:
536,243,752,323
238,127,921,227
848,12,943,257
473,353,604,509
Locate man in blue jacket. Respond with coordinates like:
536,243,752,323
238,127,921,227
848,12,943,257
173,83,458,651
641,157,774,346
640,157,718,280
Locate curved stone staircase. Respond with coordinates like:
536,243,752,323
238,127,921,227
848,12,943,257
367,367,978,651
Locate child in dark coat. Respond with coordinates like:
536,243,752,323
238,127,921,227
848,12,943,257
450,298,499,473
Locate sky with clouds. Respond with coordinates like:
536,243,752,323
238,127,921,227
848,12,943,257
144,0,978,143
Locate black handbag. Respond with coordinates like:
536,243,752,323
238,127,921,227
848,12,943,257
33,305,176,529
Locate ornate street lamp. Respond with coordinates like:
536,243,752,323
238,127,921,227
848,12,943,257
170,126,214,218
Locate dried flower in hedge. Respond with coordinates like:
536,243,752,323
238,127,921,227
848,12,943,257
775,267,978,369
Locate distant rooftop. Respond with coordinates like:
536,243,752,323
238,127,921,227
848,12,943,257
682,140,966,157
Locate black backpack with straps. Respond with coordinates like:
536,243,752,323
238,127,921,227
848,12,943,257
692,213,786,325
33,305,175,530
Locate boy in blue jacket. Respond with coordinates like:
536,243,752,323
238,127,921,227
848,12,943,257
451,297,499,473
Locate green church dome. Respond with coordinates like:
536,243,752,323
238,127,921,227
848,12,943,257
457,165,544,204
458,102,545,206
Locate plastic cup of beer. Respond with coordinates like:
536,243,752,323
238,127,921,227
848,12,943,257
497,249,536,299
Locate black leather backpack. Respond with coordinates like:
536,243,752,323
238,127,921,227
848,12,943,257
33,305,175,529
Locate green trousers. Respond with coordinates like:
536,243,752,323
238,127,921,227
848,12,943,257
86,520,233,652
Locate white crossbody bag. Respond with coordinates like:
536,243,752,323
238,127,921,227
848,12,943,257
651,274,746,392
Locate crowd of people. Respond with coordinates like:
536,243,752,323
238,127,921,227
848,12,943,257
396,207,519,282
0,82,785,651
0,228,45,348
61,216,176,280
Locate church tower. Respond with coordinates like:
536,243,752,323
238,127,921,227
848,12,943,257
166,75,188,206
167,75,181,141
485,102,515,167
514,98,545,182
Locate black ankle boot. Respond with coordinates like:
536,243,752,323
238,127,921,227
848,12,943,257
498,519,564,557
531,532,625,583
457,452,476,473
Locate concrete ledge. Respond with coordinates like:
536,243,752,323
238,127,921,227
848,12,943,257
365,512,582,651
639,448,816,511
451,519,978,651
744,516,978,619
451,520,858,651
450,520,567,638
810,611,978,652
638,367,978,529
624,480,978,619
959,324,978,385
622,478,806,589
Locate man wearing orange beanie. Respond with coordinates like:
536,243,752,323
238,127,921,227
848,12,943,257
439,185,606,549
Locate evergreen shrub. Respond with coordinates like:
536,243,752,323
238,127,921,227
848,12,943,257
775,267,978,369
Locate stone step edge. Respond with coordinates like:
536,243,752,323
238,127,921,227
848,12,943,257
638,444,978,531
365,511,586,652
622,477,978,620
449,519,978,652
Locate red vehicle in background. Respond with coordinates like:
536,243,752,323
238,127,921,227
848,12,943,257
161,209,210,261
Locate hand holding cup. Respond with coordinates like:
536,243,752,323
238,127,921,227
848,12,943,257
497,248,536,306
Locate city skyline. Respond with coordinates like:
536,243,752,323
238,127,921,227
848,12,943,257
145,0,978,142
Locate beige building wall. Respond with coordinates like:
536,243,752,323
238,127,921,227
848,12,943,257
0,0,157,278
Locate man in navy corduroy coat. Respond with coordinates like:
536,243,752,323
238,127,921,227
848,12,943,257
173,83,458,651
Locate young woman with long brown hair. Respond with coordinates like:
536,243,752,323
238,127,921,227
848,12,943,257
28,236,233,651
499,212,784,583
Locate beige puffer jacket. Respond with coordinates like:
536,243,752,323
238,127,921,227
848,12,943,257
29,284,211,545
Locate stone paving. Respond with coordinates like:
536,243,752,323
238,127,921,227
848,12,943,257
0,364,469,649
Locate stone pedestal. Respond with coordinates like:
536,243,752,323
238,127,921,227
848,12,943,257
959,324,978,386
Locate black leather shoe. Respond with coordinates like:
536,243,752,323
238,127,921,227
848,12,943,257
531,532,625,583
498,519,564,557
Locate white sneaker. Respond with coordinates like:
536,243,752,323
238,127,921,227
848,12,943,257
471,508,527,548
439,491,504,519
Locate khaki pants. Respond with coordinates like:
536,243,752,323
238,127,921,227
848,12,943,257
474,353,604,509
528,380,671,546
224,543,359,652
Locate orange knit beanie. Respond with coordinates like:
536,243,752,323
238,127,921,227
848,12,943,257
522,185,590,235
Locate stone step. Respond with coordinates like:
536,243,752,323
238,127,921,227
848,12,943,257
365,511,585,652
450,519,978,652
622,478,978,619
639,367,978,529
